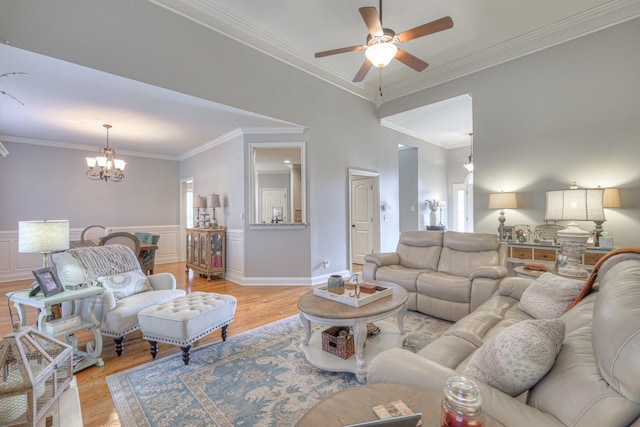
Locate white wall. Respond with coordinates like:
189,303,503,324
381,17,640,247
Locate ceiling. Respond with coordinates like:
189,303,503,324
1,0,638,158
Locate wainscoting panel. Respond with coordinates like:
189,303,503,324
225,228,244,284
0,226,180,283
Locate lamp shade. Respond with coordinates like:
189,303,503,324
603,188,621,208
211,194,221,208
488,192,517,210
193,195,206,208
545,188,605,222
18,220,69,253
438,201,446,208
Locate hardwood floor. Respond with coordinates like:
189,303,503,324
0,263,312,426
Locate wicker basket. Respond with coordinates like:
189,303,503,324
321,326,355,359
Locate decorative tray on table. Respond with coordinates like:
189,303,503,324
313,283,393,307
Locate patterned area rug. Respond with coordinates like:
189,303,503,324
107,311,451,427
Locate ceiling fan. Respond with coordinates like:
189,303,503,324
314,1,453,82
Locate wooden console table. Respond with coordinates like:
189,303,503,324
185,227,226,280
508,242,610,266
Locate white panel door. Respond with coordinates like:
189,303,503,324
260,188,287,223
351,178,374,264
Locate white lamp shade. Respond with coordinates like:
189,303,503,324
438,201,446,208
85,157,97,167
113,159,126,170
488,192,518,210
365,42,398,68
18,220,70,253
545,188,604,222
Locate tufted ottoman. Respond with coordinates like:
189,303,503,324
137,291,237,365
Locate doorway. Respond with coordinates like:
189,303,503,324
349,169,380,273
452,172,474,232
180,178,194,260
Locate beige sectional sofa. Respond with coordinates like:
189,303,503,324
368,252,640,426
363,231,508,321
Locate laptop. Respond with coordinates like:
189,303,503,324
344,413,423,427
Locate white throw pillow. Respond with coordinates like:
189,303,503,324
518,273,585,319
463,319,565,396
97,270,152,300
50,251,87,287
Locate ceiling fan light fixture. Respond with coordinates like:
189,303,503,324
365,42,397,68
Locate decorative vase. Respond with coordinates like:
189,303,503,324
327,275,344,294
430,211,437,227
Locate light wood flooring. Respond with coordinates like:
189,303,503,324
0,262,313,426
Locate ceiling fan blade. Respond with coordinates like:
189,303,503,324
315,45,364,58
395,49,429,72
397,16,454,43
353,59,373,82
359,7,383,37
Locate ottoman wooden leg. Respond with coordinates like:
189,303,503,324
149,341,158,359
222,324,229,341
180,345,192,365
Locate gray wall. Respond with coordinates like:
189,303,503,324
399,147,418,232
0,141,179,229
381,17,640,247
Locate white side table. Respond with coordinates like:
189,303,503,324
7,286,105,372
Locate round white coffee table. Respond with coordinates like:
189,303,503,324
297,281,408,381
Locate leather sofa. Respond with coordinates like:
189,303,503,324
363,231,508,321
368,252,640,426
51,244,186,356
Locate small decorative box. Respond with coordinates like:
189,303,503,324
359,283,377,294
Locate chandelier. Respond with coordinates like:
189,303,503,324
463,132,474,172
86,124,126,182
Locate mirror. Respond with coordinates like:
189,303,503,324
250,142,306,225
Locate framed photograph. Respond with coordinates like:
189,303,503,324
514,224,530,243
32,267,64,297
500,225,515,241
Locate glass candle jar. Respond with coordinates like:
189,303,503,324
441,376,485,427
327,275,344,294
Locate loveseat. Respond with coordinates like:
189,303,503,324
368,252,640,426
51,244,186,356
363,231,508,321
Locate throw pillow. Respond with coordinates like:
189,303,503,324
97,270,152,300
463,318,565,396
519,273,585,319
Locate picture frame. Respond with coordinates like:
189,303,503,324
500,225,515,241
32,267,64,297
514,224,530,243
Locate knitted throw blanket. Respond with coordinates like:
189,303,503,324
568,247,640,309
69,244,140,282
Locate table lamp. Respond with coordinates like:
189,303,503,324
18,220,69,268
545,186,604,277
193,195,207,227
593,188,620,247
209,193,221,227
488,192,517,233
438,201,446,226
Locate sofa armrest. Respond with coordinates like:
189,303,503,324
469,265,508,280
368,349,564,426
364,252,400,267
498,277,534,300
147,272,177,290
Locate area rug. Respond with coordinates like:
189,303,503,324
107,312,451,427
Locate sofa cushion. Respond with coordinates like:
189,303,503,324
519,273,585,319
97,270,152,300
463,318,565,396
417,271,471,303
375,265,424,292
396,230,443,270
592,259,640,403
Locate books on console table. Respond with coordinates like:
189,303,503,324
313,283,392,307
